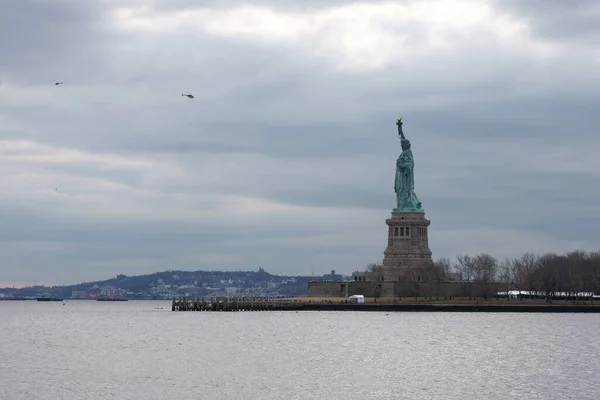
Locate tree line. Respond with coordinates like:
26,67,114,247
434,249,600,300
364,249,600,300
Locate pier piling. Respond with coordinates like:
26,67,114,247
171,296,304,312
171,296,600,313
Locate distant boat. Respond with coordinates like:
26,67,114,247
0,297,26,301
37,296,63,302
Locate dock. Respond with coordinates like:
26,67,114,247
172,297,600,313
172,297,305,312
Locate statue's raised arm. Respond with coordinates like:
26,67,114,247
396,116,405,140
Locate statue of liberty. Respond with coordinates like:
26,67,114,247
394,117,423,213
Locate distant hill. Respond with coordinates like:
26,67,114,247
1,268,348,298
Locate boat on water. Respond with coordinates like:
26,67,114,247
36,296,63,302
0,297,27,301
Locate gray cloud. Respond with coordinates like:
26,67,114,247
500,0,600,42
1,0,599,285
0,0,111,84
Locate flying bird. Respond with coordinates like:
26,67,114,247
182,93,194,99
55,82,64,86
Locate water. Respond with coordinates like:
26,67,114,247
1,300,598,400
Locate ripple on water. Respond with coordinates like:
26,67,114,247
0,301,599,400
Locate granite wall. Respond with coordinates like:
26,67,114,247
308,280,505,299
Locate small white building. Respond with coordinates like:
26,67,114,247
348,295,365,304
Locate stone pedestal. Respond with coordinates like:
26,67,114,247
383,212,433,275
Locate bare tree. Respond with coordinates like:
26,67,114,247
588,251,600,297
434,257,452,278
433,258,452,300
498,258,513,300
472,253,498,300
455,254,476,298
366,262,384,299
455,254,474,282
513,252,539,299
566,250,588,301
396,267,425,300
533,253,561,303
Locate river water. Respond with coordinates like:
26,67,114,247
1,300,598,400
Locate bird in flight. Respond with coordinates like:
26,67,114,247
182,92,194,99
55,82,64,86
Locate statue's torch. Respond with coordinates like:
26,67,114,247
396,117,405,140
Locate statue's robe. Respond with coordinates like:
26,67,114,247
394,149,423,211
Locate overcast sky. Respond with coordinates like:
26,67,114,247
1,0,599,286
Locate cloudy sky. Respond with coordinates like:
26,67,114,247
1,0,599,286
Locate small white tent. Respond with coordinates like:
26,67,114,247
348,295,365,304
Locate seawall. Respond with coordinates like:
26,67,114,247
300,303,600,313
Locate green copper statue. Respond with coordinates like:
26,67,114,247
394,117,423,213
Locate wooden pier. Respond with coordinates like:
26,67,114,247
171,297,600,313
172,297,304,312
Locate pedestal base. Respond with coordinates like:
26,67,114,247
382,211,433,277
